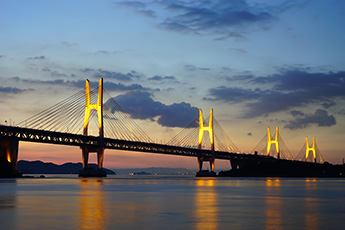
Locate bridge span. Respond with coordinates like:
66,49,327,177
0,124,264,175
1,78,342,177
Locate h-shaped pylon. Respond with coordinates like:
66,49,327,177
267,126,280,159
197,109,215,172
82,78,104,169
305,136,316,163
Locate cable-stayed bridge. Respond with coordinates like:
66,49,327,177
1,78,340,177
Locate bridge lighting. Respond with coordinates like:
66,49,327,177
82,78,105,170
305,136,316,163
197,109,215,173
267,126,280,159
198,109,214,151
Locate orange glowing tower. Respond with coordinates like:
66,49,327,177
267,126,280,159
197,109,215,172
81,78,105,170
305,136,316,163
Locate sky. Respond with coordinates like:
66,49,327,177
1,0,345,169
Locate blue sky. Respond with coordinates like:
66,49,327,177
1,0,345,168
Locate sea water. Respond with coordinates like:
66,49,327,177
0,175,344,229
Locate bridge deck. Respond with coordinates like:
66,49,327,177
0,125,255,161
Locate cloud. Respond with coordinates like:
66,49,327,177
26,56,46,60
204,86,261,103
80,68,144,81
285,109,336,130
0,86,27,94
103,82,148,91
42,67,69,78
206,69,345,118
159,0,272,36
11,77,149,91
147,75,179,83
61,41,78,47
184,64,211,72
108,91,199,127
290,110,305,117
113,1,155,17
114,0,275,39
147,75,176,81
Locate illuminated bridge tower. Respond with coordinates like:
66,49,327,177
197,109,216,175
79,78,106,177
305,136,316,163
267,126,280,159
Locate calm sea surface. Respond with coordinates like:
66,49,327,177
0,175,344,230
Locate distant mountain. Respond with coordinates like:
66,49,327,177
112,167,196,175
17,160,115,174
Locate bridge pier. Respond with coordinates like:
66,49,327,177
81,146,104,169
0,137,22,177
79,146,106,177
230,158,239,171
197,156,215,172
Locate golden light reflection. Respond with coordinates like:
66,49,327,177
194,179,219,230
265,179,282,230
78,179,105,230
304,179,319,229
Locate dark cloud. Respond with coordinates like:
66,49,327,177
94,50,119,55
0,86,26,94
26,56,46,60
109,91,199,127
290,110,305,117
114,0,274,39
61,41,78,47
80,68,144,81
42,67,69,78
113,1,155,17
285,109,336,130
229,48,248,54
0,55,7,58
12,77,66,85
103,82,147,91
11,77,148,91
159,0,272,36
184,64,211,72
213,32,246,41
206,69,345,118
204,87,261,103
147,75,178,83
321,101,336,109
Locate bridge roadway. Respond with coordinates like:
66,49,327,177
0,124,259,162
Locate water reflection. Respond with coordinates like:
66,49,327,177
304,179,319,229
0,179,17,230
194,179,219,230
265,179,282,230
78,179,105,230
0,180,16,210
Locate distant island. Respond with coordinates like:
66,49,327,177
17,160,116,175
129,171,151,176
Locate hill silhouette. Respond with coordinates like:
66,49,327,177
17,160,115,175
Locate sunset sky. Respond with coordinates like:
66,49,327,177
1,0,345,169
